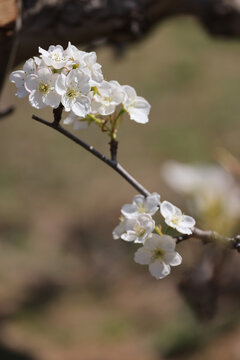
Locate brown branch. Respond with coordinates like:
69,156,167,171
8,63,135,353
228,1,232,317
32,110,240,253
2,0,240,117
32,113,150,197
177,229,240,252
3,0,240,69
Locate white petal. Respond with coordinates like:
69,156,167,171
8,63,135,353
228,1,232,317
144,234,176,252
146,193,160,215
23,58,36,74
121,203,138,219
25,75,39,92
164,251,182,266
138,214,155,233
125,218,138,232
52,60,67,70
67,70,90,94
121,231,137,242
133,195,144,207
34,56,42,66
176,225,192,235
122,85,137,103
61,95,72,112
29,90,46,109
43,91,61,108
160,201,177,219
63,113,75,125
73,120,88,130
16,85,29,98
98,103,116,116
181,215,196,228
157,235,177,252
128,97,150,124
9,71,25,86
149,261,170,279
134,247,152,265
112,219,127,240
98,80,112,96
91,64,103,83
72,96,90,117
165,217,177,229
143,234,161,250
128,107,149,124
38,67,52,82
38,47,49,56
55,74,67,95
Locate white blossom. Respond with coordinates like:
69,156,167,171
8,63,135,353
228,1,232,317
134,234,182,279
55,69,91,117
160,200,195,235
25,67,61,109
122,85,150,124
161,161,240,219
65,44,103,86
91,80,125,116
9,58,37,98
116,214,155,243
10,43,153,130
39,45,69,69
112,217,128,240
65,42,86,69
82,52,103,85
121,193,160,219
63,112,89,130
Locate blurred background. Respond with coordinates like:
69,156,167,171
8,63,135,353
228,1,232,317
0,3,240,359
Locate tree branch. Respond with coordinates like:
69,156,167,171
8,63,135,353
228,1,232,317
177,229,240,252
32,112,240,253
32,114,150,197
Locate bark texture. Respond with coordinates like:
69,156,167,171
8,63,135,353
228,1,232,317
2,0,240,98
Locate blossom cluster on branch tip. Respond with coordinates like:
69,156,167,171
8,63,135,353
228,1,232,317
113,193,195,279
9,43,151,131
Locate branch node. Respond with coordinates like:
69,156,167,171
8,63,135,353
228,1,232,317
109,139,118,162
53,103,64,127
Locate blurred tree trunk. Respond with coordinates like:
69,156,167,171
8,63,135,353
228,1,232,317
2,0,240,102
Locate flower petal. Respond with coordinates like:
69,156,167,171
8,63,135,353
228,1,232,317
29,90,46,109
121,203,138,219
146,193,160,215
23,58,36,74
43,91,61,108
55,74,67,95
121,231,137,242
71,96,90,117
128,107,149,124
112,219,127,240
176,225,192,235
149,260,170,279
134,247,152,265
25,75,39,92
133,195,144,207
181,215,196,228
164,251,182,266
160,201,176,218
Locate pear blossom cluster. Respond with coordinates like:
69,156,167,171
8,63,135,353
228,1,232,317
9,43,198,281
113,193,195,279
9,43,151,128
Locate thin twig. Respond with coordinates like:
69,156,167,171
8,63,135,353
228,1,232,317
32,113,240,253
32,114,150,197
177,229,240,252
